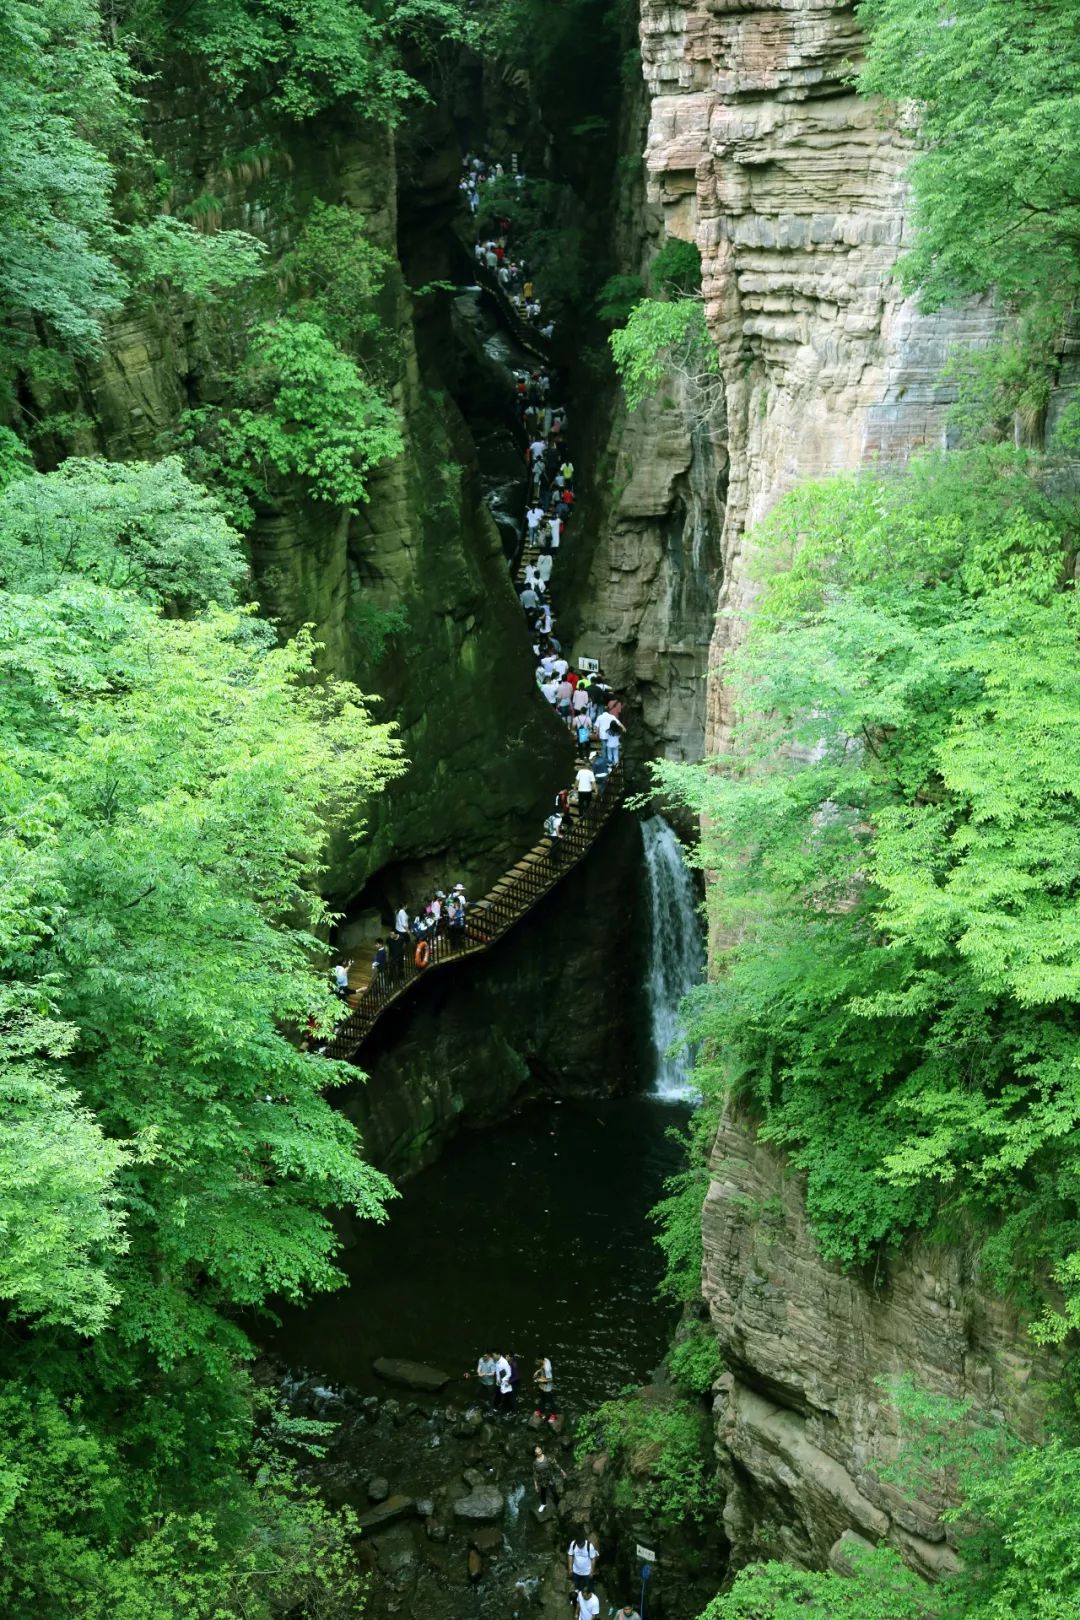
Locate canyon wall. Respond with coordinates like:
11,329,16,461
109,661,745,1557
632,0,1040,1577
71,80,565,906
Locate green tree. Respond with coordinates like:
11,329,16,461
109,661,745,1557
654,448,1080,1323
178,318,405,522
610,297,718,412
0,0,132,357
0,456,403,1609
857,0,1080,311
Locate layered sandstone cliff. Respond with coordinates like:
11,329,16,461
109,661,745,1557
633,0,1039,1577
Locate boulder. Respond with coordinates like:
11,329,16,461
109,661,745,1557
472,1527,503,1552
453,1488,505,1523
355,1495,417,1534
367,1477,390,1504
426,1521,449,1543
462,1467,485,1489
372,1357,452,1393
416,1498,435,1520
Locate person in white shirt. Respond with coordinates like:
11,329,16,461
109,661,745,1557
596,708,625,764
577,1588,600,1620
332,961,351,1000
538,603,553,634
567,1538,599,1591
574,764,597,815
394,906,409,938
537,551,553,585
526,503,545,534
552,657,569,679
494,1353,513,1414
541,677,559,705
549,514,562,548
529,437,546,465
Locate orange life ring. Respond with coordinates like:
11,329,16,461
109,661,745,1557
414,940,431,969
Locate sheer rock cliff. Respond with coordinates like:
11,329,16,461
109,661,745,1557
79,86,565,906
634,0,1039,1575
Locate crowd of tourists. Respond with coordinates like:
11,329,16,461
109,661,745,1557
324,154,626,1014
461,151,558,340
471,1350,639,1620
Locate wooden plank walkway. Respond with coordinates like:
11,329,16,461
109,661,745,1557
323,763,624,1060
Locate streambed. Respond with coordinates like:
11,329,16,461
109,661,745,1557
267,1097,691,1620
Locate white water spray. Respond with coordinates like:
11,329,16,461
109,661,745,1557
641,816,704,1102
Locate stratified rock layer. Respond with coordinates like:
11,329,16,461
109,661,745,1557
704,1106,1056,1575
640,0,996,757
635,0,1042,1576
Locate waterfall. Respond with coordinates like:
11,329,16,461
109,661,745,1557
641,816,704,1102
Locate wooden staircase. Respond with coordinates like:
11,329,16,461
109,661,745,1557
323,764,624,1060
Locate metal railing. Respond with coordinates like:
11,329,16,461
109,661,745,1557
323,764,624,1060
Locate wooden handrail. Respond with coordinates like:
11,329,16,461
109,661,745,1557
322,764,624,1061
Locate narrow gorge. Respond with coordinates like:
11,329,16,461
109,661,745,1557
3,1,1079,1617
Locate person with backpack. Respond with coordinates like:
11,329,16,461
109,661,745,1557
544,810,563,867
448,895,467,950
575,715,594,761
567,1534,598,1591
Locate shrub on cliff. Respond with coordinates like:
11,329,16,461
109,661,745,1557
654,447,1080,1336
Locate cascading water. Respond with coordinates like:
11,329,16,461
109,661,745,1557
641,815,705,1102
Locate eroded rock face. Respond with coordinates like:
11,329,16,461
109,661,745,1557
639,0,996,758
634,0,1045,1576
702,1106,1058,1575
80,92,564,906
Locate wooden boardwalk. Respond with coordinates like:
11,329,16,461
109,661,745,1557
324,764,624,1060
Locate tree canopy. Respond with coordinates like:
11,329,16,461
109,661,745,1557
656,448,1080,1325
857,0,1080,311
0,455,403,1609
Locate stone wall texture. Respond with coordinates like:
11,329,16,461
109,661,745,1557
634,0,1043,1577
78,85,564,907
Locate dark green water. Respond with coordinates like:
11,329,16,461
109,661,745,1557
271,1095,690,1410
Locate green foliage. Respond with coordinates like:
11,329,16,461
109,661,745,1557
649,238,701,296
0,453,404,1607
0,1387,370,1617
653,447,1080,1323
0,457,245,610
610,297,717,411
179,319,404,517
703,1544,934,1619
703,1383,1080,1619
160,0,488,122
576,1389,720,1530
666,1321,723,1394
595,273,646,326
0,0,131,356
858,0,1080,311
121,215,267,302
350,597,409,663
279,200,392,350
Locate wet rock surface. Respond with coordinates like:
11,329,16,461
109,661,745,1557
278,1375,592,1620
374,1357,453,1392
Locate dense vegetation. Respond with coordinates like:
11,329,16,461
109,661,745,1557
0,0,484,1611
614,0,1080,1613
